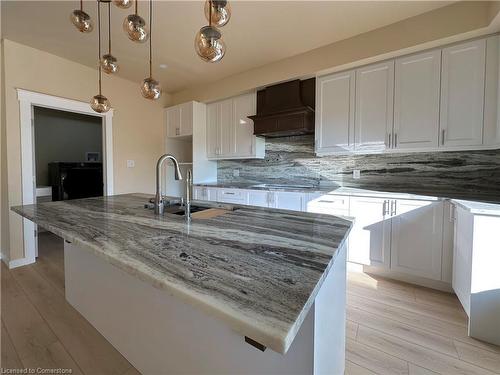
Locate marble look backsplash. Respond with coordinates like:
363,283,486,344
218,135,500,202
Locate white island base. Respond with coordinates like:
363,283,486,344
64,241,347,375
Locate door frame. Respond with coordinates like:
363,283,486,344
17,89,114,264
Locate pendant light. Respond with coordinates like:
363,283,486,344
123,0,148,43
195,0,226,63
204,0,231,27
70,0,93,33
141,0,161,100
101,2,119,74
113,0,132,9
91,1,111,113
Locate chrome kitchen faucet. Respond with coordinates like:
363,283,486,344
155,154,183,215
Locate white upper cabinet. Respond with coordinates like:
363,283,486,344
354,61,394,152
233,93,259,157
206,93,265,160
206,102,219,158
315,71,355,154
166,101,194,138
440,39,486,147
394,50,441,149
315,36,497,155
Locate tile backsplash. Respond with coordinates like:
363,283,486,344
218,135,500,202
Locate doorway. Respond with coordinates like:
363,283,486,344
17,89,114,266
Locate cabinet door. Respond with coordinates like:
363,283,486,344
247,190,270,208
219,99,234,157
166,106,181,137
233,93,256,157
179,102,193,136
315,71,355,154
394,50,441,149
390,200,444,280
206,103,219,158
274,191,305,211
348,197,391,267
440,39,485,147
452,205,473,315
354,61,394,151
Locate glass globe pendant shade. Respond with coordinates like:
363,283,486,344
141,77,161,100
194,26,226,63
100,54,119,74
204,0,231,27
123,14,149,43
113,0,132,9
90,94,111,113
70,9,93,33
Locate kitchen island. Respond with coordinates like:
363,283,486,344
12,193,352,375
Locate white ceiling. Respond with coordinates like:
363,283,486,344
2,1,453,93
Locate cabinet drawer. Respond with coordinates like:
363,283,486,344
307,194,349,211
216,189,248,204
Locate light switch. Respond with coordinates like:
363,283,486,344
353,170,361,179
233,169,240,177
127,160,135,168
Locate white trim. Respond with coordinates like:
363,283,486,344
8,256,36,269
17,89,114,263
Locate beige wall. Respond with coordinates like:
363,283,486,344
172,1,500,105
2,39,170,262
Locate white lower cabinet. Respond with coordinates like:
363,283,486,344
450,203,500,346
390,200,444,280
348,197,392,268
348,197,446,282
247,190,272,208
452,205,474,315
271,191,304,211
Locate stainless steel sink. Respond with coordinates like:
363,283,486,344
164,204,210,216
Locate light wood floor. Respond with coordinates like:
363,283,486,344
2,233,500,375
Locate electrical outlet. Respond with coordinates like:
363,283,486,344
127,160,135,168
233,169,240,177
353,170,361,179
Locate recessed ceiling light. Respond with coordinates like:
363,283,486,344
159,64,168,69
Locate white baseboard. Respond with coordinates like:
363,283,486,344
8,256,36,269
347,262,453,292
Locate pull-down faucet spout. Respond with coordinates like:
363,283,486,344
155,154,183,215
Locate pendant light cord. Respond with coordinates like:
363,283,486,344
149,0,152,77
135,0,138,15
108,1,111,54
209,0,212,27
80,0,83,11
97,0,102,95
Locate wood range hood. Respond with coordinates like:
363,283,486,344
248,78,315,137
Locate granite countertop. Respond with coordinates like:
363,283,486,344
12,193,352,354
194,182,442,201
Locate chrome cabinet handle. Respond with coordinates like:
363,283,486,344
441,129,446,145
390,200,397,216
382,200,388,216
